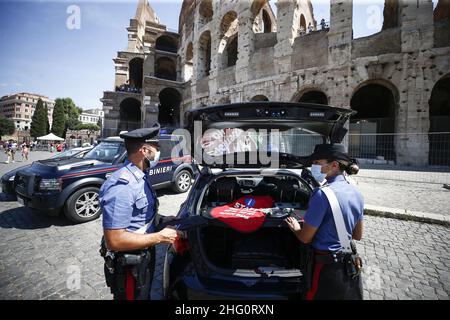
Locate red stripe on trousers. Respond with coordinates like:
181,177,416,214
125,268,135,300
306,262,324,300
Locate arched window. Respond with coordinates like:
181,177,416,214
199,0,213,25
128,58,143,89
219,11,239,70
155,57,177,81
184,42,194,81
428,74,450,165
158,88,182,127
198,31,212,78
262,10,272,33
250,95,269,101
155,35,178,53
350,82,398,161
298,90,328,104
119,98,141,132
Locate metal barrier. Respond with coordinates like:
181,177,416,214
283,132,450,185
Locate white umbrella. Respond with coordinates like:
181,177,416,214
37,133,65,141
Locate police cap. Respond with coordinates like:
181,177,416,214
119,123,160,145
308,143,351,162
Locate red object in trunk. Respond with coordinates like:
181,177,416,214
210,196,274,233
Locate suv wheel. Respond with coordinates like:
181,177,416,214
64,187,101,223
172,170,192,193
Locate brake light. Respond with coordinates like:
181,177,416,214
173,235,189,255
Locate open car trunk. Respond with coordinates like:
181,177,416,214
191,172,312,277
200,225,303,271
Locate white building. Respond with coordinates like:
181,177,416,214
79,108,104,125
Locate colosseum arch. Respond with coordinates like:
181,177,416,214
350,80,399,161
218,11,239,70
428,74,450,165
158,88,182,127
198,0,213,25
184,42,194,81
197,30,212,78
119,98,141,132
294,88,328,104
218,96,231,104
155,57,177,81
128,58,143,89
155,35,178,53
251,0,276,33
300,14,307,33
250,95,269,102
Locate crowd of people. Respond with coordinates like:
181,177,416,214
116,84,142,94
299,19,329,36
1,140,69,163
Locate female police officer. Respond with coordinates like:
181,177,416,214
285,143,364,300
100,124,178,300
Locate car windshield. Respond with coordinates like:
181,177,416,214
83,142,125,163
199,127,324,158
50,149,82,159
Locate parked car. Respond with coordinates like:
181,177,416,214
14,135,198,223
157,102,355,299
1,147,92,200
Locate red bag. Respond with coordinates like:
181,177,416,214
210,196,274,233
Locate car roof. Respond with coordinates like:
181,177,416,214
99,134,183,143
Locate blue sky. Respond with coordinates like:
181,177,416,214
0,0,438,109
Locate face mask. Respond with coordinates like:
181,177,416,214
146,150,160,169
310,164,327,183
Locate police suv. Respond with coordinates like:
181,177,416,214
15,135,198,223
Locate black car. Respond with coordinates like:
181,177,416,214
14,135,198,223
1,147,92,200
158,102,355,299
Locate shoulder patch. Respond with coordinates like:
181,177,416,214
117,171,133,184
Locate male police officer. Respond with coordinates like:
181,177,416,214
100,124,178,300
285,144,364,300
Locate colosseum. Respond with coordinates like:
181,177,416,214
101,0,450,166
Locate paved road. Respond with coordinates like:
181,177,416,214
0,198,448,300
0,151,448,300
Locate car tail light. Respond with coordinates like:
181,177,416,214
173,235,189,255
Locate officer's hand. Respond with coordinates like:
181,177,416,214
157,227,178,244
284,216,301,233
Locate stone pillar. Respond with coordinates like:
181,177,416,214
235,4,256,84
395,0,434,166
274,0,295,75
328,0,353,66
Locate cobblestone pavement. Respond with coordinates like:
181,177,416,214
354,176,450,216
0,151,448,300
0,195,449,300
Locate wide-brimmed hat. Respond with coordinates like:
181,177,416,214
308,143,351,163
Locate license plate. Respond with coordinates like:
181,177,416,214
17,197,25,205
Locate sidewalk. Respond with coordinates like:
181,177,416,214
354,174,450,226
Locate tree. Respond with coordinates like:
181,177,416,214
63,98,81,136
51,98,82,138
44,102,50,134
0,115,15,141
30,99,47,138
96,117,102,132
75,123,100,139
51,99,66,138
